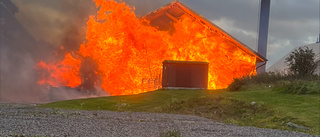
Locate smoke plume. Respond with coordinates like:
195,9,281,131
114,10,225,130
0,0,104,103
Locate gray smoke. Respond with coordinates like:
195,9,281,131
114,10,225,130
2,0,167,103
0,0,106,103
12,0,95,48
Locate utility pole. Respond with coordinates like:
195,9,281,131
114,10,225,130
257,0,271,74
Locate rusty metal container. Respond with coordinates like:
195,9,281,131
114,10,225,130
162,60,208,89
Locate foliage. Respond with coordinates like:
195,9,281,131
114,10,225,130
227,72,286,91
161,96,275,123
160,130,181,137
227,78,247,91
227,72,320,92
278,80,320,95
285,46,317,77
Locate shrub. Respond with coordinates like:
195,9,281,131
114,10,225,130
227,78,247,91
227,72,320,92
285,46,317,77
280,80,320,95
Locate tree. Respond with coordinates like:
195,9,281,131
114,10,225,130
285,46,317,77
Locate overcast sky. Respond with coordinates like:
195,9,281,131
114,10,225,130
12,0,320,68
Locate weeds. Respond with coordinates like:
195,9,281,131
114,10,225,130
278,80,320,95
160,129,181,137
227,72,320,94
160,96,311,133
162,96,274,123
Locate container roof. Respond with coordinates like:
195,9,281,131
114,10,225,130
142,1,267,63
163,60,209,65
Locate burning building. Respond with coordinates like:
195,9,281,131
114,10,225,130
143,1,266,90
36,0,267,96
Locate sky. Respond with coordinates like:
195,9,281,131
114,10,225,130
12,0,320,68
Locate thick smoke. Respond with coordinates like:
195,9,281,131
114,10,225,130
12,0,96,48
1,0,169,103
123,0,171,17
0,0,105,103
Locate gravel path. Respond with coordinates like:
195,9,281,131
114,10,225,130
0,103,317,137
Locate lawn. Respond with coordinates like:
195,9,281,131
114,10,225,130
42,87,320,135
224,89,320,134
42,89,212,111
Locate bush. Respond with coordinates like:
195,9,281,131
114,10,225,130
227,72,288,91
227,72,320,92
285,46,317,77
227,78,247,91
280,81,320,95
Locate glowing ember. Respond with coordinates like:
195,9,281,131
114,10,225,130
36,0,260,96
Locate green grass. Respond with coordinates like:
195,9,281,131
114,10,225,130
41,87,320,135
224,88,320,134
42,89,220,111
160,130,181,137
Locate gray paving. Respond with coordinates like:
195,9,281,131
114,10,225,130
0,103,317,137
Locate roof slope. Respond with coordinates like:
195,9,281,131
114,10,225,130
142,1,266,63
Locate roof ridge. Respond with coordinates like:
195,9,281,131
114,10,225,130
142,1,267,62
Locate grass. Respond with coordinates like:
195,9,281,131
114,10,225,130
41,75,320,135
160,130,181,137
41,88,320,135
42,89,218,112
224,89,320,134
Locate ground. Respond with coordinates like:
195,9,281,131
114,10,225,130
0,103,316,137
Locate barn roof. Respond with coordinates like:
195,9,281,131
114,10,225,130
142,1,267,63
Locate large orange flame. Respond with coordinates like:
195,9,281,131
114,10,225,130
36,0,257,96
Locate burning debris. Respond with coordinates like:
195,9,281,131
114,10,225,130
36,0,266,96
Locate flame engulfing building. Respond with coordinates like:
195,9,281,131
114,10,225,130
142,1,265,61
35,0,268,96
143,1,266,89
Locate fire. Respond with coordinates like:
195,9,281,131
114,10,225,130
36,53,81,88
36,0,258,95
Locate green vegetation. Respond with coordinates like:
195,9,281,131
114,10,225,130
225,73,319,134
285,46,317,77
42,89,214,112
278,80,320,94
160,130,181,137
42,74,320,135
227,72,320,94
224,89,319,134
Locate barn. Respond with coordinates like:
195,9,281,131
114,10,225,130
142,1,267,89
